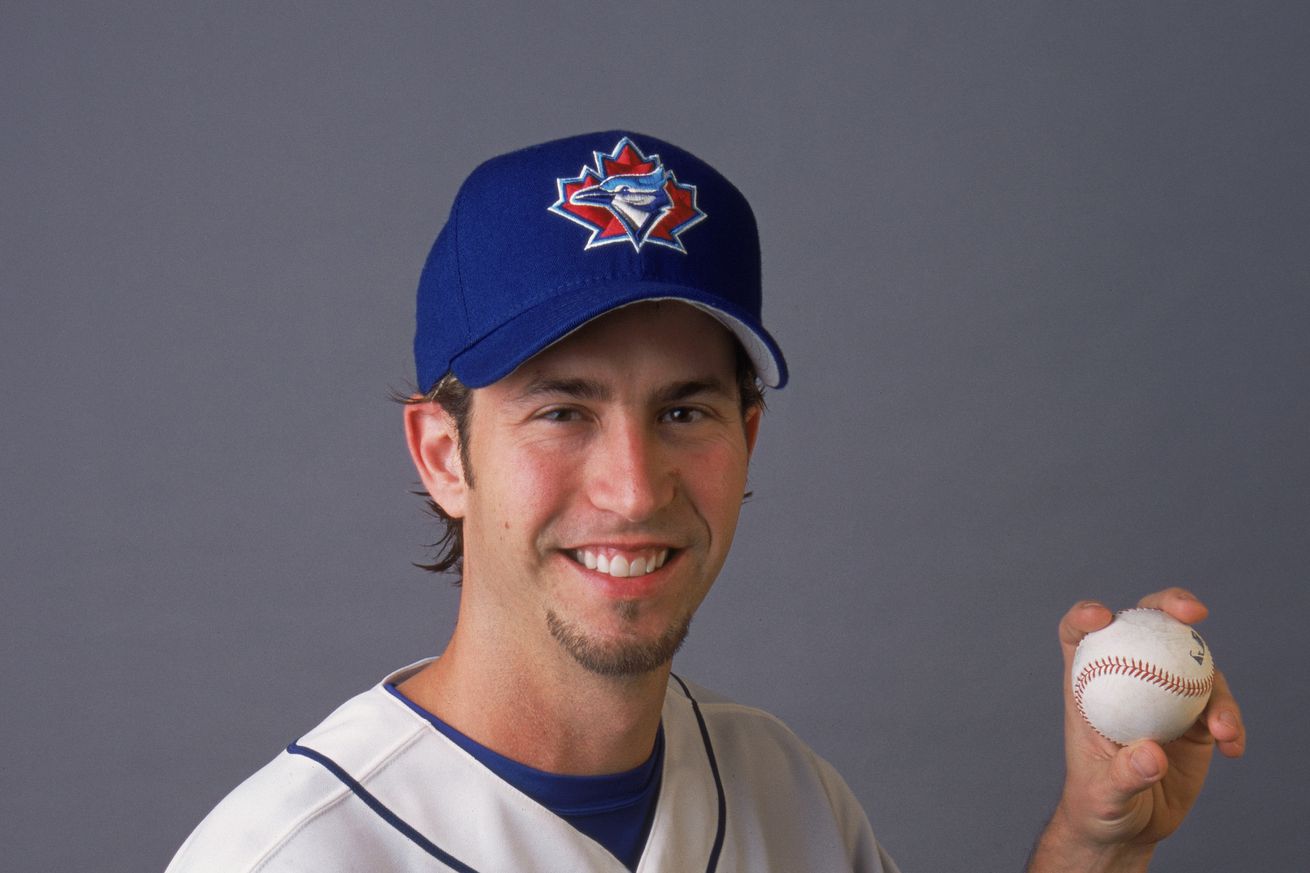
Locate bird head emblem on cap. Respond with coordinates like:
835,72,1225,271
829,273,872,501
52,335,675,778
549,136,707,253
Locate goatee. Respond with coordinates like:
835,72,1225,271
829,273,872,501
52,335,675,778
546,606,691,677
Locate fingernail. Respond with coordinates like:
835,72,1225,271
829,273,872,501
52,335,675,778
1218,710,1238,729
1076,600,1105,611
1131,747,1160,780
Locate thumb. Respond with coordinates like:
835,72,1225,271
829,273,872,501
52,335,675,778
1105,742,1168,805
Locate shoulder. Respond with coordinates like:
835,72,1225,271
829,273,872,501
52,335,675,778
666,674,846,792
665,675,902,872
165,680,430,873
668,674,819,754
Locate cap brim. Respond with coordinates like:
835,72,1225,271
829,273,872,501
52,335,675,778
450,281,788,389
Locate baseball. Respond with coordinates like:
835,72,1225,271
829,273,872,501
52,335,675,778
1071,608,1215,745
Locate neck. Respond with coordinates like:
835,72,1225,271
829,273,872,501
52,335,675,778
398,610,670,776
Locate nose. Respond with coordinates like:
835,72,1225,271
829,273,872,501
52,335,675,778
585,416,675,522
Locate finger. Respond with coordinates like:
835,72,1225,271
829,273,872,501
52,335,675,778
1204,670,1246,758
1136,587,1209,624
1059,600,1114,651
1058,601,1115,701
1104,740,1169,805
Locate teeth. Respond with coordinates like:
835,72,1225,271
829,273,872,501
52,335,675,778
575,548,670,578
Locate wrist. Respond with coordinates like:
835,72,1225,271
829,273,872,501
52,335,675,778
1026,807,1155,873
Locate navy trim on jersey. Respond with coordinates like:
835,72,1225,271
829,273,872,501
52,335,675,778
286,742,480,873
670,674,726,873
383,682,662,870
286,676,725,873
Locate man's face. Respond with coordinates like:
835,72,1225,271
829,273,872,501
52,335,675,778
454,301,760,677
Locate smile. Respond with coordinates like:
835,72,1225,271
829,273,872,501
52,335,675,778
571,547,671,579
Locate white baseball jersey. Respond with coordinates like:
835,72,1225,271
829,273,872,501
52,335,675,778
166,662,901,872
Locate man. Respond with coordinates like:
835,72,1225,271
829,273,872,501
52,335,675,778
166,131,1245,872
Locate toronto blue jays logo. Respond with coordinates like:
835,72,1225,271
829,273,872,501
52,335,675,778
549,137,707,253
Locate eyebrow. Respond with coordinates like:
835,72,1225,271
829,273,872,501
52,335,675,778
516,377,610,403
514,376,734,405
655,377,734,404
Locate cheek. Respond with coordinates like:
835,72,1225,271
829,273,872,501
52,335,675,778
686,446,750,535
479,447,579,534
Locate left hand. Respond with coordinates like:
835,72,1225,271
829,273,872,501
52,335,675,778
1036,588,1246,868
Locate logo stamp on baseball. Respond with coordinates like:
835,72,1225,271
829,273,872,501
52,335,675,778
1071,608,1215,745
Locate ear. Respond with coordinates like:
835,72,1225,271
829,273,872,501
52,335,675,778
743,403,763,460
404,400,469,519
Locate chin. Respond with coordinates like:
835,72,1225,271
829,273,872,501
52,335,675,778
545,609,692,677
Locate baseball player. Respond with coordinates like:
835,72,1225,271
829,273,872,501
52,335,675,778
166,132,1245,872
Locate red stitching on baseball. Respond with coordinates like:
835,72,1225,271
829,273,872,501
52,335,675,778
1072,656,1215,718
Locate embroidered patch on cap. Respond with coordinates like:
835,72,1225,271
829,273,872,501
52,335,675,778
549,137,707,253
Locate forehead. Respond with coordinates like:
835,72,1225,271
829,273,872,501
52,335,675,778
500,301,740,387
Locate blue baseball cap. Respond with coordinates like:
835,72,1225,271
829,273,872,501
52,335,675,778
414,131,788,392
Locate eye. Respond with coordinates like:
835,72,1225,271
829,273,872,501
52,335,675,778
660,406,705,424
538,406,585,423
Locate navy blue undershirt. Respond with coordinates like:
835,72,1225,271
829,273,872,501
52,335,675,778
385,684,663,872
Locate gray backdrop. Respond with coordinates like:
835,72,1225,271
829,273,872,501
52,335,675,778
4,2,1306,871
